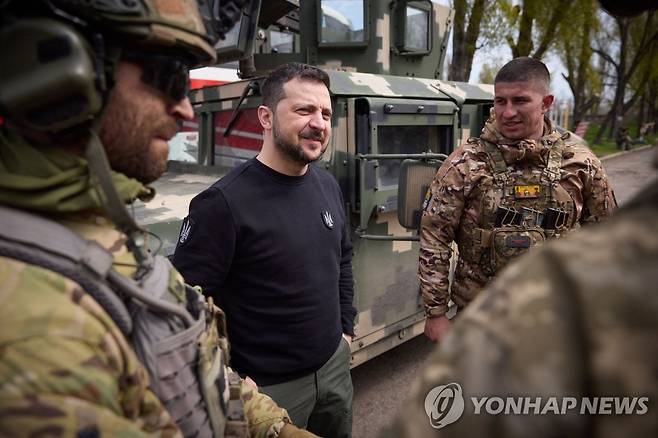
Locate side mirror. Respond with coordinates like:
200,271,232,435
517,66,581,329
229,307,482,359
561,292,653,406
215,0,262,64
397,158,444,229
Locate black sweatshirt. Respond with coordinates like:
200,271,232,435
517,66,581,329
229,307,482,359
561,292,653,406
173,158,356,385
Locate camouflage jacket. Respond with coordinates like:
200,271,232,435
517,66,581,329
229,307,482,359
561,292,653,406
387,177,658,438
0,133,291,437
419,116,616,315
0,213,291,437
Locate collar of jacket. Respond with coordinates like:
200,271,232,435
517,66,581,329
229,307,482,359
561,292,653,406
480,115,563,165
0,128,153,214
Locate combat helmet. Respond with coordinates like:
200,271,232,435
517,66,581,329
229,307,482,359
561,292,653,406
0,0,246,133
0,0,246,272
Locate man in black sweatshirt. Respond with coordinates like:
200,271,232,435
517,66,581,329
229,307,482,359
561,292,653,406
173,63,356,438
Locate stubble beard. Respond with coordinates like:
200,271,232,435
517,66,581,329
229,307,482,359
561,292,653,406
272,120,327,165
99,86,177,184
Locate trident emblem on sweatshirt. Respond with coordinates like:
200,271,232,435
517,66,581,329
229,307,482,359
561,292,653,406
322,211,334,229
178,217,194,245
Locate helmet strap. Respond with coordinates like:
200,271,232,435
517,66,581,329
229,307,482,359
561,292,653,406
85,121,154,278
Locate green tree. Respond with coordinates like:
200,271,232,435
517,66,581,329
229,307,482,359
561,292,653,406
554,0,602,130
592,10,658,144
498,0,574,60
626,20,658,138
478,59,504,84
448,0,507,81
449,0,486,81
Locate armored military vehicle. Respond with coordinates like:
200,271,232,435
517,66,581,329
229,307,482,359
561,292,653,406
135,0,494,367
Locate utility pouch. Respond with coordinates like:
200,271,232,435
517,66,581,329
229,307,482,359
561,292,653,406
197,297,229,437
542,207,568,230
130,258,216,438
489,226,546,272
494,206,523,227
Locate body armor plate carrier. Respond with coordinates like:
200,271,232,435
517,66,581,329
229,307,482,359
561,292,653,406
0,206,248,438
459,137,577,275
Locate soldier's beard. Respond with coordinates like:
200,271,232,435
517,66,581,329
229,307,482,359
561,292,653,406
99,85,177,184
272,120,327,165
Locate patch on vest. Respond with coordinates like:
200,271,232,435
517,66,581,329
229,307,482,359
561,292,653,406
322,210,334,229
514,185,541,199
506,234,531,248
178,217,195,246
422,188,432,211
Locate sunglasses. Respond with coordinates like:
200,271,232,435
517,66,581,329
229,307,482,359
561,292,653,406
122,51,190,102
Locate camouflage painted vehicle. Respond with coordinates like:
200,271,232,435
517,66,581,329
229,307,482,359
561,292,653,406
134,0,494,367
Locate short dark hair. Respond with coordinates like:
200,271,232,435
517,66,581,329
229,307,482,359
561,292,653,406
261,63,331,110
495,57,550,93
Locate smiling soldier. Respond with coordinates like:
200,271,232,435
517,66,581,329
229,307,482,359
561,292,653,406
419,57,616,342
174,63,356,438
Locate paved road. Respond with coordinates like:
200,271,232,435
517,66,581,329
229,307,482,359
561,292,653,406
600,146,657,206
350,145,657,438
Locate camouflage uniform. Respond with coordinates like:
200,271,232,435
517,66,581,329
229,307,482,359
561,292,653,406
419,113,616,315
387,170,658,437
0,135,291,437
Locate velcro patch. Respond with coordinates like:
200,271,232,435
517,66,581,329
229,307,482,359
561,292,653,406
422,188,432,211
506,234,531,248
514,185,541,198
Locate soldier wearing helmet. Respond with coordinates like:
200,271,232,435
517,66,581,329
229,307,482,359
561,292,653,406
0,1,315,436
419,57,617,342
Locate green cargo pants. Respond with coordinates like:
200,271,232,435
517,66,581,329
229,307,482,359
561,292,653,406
259,337,353,438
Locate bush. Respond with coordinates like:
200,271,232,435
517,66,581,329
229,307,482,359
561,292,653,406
583,121,657,157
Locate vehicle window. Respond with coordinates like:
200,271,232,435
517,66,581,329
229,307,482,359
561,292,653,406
320,0,365,44
377,125,442,187
405,4,429,52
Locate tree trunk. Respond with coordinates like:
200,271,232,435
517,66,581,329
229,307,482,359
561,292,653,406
636,95,646,138
594,108,613,145
448,0,486,82
448,0,467,81
512,0,535,57
532,0,571,59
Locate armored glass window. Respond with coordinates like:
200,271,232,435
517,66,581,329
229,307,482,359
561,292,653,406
393,0,432,55
319,0,367,46
405,5,429,52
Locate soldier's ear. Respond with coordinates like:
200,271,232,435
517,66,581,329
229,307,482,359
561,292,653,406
541,94,555,113
257,105,273,130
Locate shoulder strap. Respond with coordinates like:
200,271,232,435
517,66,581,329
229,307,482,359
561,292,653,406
541,137,564,185
481,139,510,186
0,205,133,335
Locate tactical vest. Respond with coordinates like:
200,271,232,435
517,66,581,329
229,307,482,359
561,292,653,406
459,137,577,275
0,206,248,438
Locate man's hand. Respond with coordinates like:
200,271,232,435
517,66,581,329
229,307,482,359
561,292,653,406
279,423,320,438
244,376,258,390
424,315,451,342
342,333,353,343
